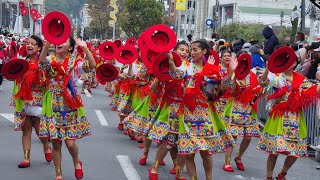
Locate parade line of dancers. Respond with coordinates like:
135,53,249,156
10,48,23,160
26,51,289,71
1,11,320,180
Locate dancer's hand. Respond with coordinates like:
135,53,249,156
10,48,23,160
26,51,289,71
229,57,238,72
207,55,215,65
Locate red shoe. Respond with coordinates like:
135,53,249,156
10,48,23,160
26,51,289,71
276,172,287,180
75,161,83,180
55,178,62,180
160,160,166,166
170,165,177,174
111,107,117,111
139,155,147,165
137,137,143,143
148,168,158,180
108,94,112,97
234,157,244,171
127,130,137,140
222,164,234,172
81,90,85,94
87,89,92,93
118,123,124,130
123,131,128,135
139,143,144,149
18,161,30,168
45,147,53,162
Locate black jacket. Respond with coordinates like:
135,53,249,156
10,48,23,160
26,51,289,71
262,26,279,55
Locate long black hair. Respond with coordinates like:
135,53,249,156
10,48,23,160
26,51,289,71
192,39,210,60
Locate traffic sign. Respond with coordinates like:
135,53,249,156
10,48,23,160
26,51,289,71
206,19,214,27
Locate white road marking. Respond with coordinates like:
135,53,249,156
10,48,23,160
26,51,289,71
234,175,263,180
84,89,92,97
0,113,14,123
94,110,108,126
116,155,141,180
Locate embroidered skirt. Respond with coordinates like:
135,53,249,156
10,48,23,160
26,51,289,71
256,133,308,157
147,102,180,144
39,87,91,140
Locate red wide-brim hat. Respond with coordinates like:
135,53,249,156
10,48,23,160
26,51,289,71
209,50,220,66
138,32,147,50
99,41,117,61
144,24,177,53
125,37,137,47
42,11,71,45
152,52,182,81
96,64,119,85
114,39,122,48
19,45,28,58
115,45,138,64
235,53,252,80
141,46,160,70
1,58,29,81
267,46,296,74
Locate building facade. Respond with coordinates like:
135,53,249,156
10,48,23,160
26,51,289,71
171,0,311,40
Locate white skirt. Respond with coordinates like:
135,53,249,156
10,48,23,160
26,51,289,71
25,106,42,117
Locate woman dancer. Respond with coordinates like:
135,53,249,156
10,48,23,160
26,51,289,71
257,49,320,180
166,40,236,180
222,51,263,172
39,37,95,180
12,35,52,168
146,41,189,180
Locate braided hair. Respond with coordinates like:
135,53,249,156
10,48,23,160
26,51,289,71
192,39,210,63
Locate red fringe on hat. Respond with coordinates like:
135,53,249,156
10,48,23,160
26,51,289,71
120,79,131,96
15,59,41,101
236,72,263,112
51,61,66,75
267,72,317,117
160,80,184,108
115,80,123,94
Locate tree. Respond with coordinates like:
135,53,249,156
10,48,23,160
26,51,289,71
120,0,166,38
278,27,292,44
86,0,125,39
217,22,265,43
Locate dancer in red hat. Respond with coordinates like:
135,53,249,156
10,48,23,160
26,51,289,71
145,41,190,180
38,37,95,180
8,35,52,168
122,58,155,145
221,51,263,172
257,46,320,180
162,40,235,180
116,46,139,131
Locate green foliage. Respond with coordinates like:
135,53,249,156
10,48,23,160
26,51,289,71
45,0,85,17
85,0,125,39
278,27,292,44
120,0,166,38
217,22,265,43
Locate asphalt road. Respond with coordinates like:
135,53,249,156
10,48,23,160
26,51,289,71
0,79,320,180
